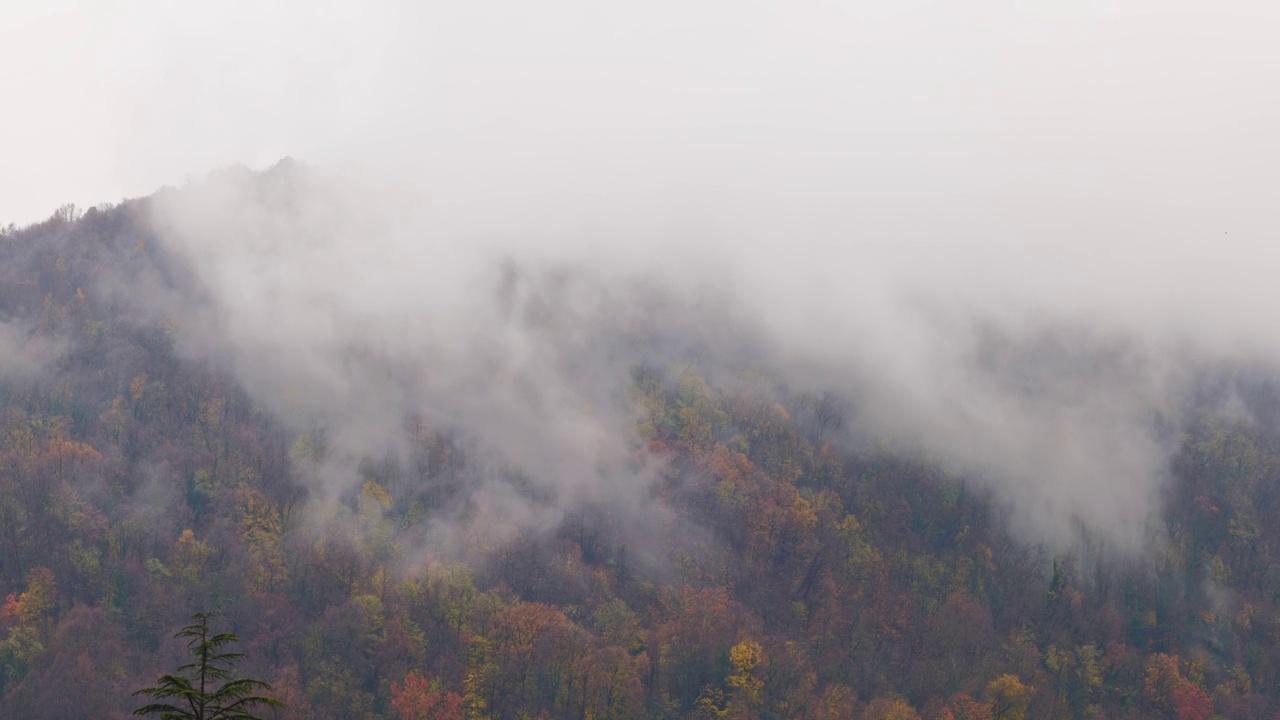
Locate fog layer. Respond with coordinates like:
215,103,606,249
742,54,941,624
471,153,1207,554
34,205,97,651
6,1,1280,554
136,138,1273,556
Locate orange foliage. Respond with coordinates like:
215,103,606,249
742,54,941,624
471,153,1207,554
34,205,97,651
390,671,464,720
1144,654,1211,720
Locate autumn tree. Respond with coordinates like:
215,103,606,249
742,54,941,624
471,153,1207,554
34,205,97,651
725,638,765,720
862,696,921,720
985,674,1030,720
0,566,56,695
945,693,992,720
133,612,283,720
390,670,464,720
1143,654,1212,720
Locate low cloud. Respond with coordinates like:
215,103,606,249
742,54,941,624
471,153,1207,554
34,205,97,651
126,141,1280,560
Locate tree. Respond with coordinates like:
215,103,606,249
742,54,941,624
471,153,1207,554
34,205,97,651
133,612,283,720
725,639,765,720
389,670,464,720
1144,654,1211,720
946,693,993,720
985,674,1030,720
862,697,921,720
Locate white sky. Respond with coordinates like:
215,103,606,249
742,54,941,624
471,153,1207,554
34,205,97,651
3,0,1279,225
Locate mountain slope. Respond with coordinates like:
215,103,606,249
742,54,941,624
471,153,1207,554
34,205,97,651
1,168,1278,720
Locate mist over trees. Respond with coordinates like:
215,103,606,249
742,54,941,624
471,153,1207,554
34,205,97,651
2,164,1280,720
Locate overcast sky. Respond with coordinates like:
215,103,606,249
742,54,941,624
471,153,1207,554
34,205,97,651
3,0,1278,225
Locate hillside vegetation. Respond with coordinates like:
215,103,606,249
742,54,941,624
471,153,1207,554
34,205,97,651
2,176,1280,720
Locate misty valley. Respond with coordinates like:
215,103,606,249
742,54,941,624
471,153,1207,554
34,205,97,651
3,164,1280,720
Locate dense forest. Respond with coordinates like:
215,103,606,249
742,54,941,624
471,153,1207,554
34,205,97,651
3,168,1280,720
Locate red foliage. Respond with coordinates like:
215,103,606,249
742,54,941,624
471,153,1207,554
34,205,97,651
1172,682,1212,720
389,671,464,720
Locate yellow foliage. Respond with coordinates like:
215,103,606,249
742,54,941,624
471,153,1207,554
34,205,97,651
6,567,56,626
791,495,818,534
99,397,127,439
811,684,857,720
130,374,149,404
770,403,791,422
862,697,920,720
47,437,102,481
290,433,323,464
4,421,36,458
202,397,224,429
82,319,105,344
691,686,727,720
237,486,287,592
986,674,1031,720
726,639,765,718
173,529,212,578
730,640,762,674
361,480,392,511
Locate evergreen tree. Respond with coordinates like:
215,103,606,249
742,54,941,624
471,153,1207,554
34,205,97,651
133,612,283,720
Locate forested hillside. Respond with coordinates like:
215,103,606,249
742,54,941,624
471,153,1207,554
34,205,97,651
3,171,1280,720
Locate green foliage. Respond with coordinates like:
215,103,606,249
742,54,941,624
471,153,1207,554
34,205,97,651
0,624,43,695
133,612,283,720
